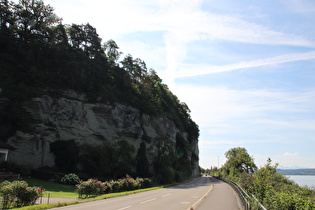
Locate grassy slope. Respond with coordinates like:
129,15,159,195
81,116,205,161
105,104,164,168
25,178,77,199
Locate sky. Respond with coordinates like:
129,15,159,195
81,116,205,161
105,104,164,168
44,0,315,169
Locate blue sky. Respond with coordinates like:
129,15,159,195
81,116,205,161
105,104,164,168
45,0,315,169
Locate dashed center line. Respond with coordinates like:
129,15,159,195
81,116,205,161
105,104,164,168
117,205,132,210
181,201,191,204
140,198,157,204
161,193,172,197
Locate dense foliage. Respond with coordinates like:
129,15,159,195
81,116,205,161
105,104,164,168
0,180,43,209
220,147,257,176
76,178,106,198
78,139,136,179
50,140,79,172
61,173,81,185
217,148,315,209
0,0,199,143
50,137,198,183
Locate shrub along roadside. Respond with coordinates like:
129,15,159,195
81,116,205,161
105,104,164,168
76,175,152,198
217,155,315,210
61,174,81,185
0,180,43,209
238,160,315,210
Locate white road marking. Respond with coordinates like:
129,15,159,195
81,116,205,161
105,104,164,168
181,201,191,204
161,193,172,197
140,198,157,204
117,205,132,210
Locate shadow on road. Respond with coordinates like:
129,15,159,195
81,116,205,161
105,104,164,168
208,177,222,183
166,176,213,190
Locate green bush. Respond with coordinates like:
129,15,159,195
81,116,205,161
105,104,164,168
61,173,81,185
118,174,140,190
0,180,43,209
109,180,122,192
235,159,315,210
76,179,106,198
136,177,152,188
103,181,113,193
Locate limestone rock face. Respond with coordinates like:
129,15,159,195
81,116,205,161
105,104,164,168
7,90,199,176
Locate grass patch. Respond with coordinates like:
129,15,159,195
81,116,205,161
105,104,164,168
91,186,163,200
24,178,77,199
11,202,77,210
23,178,164,200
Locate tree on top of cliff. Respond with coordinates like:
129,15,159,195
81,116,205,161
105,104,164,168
0,0,199,142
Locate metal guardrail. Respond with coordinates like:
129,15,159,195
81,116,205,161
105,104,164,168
252,195,267,210
217,177,250,210
214,176,267,210
227,180,250,210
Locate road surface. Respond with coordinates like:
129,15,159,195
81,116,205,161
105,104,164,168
196,177,243,210
51,176,212,210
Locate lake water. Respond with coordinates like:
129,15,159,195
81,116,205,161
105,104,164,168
286,175,315,188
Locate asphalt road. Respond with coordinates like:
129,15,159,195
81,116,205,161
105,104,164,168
51,176,212,210
196,177,243,210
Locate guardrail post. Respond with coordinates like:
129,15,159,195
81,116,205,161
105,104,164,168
252,195,267,210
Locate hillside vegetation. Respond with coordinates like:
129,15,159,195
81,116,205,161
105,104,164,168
0,0,198,141
214,147,315,209
0,0,199,182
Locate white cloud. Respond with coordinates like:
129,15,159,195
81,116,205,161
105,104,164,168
156,2,315,84
284,0,315,14
45,0,315,87
118,40,167,70
175,51,315,78
172,84,315,126
174,84,315,167
277,153,315,168
256,119,315,131
283,152,299,157
252,153,315,168
196,14,315,47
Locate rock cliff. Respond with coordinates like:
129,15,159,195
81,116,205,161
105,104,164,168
6,90,199,176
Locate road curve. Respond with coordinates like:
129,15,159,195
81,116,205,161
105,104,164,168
51,176,212,210
196,177,243,210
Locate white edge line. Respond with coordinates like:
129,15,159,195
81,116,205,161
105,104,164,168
117,205,132,210
140,198,157,204
161,193,172,197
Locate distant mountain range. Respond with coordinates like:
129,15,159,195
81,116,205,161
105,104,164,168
277,168,315,175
